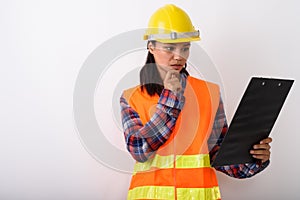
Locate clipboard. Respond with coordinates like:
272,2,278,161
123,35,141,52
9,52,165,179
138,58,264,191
211,77,294,167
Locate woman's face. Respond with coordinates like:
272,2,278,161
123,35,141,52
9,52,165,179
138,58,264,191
148,41,190,79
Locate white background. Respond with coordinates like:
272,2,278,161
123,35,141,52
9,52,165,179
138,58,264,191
1,0,299,199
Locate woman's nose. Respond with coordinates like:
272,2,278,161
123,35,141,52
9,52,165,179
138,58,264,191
173,49,184,60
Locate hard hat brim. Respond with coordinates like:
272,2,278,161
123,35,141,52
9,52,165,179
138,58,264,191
153,37,201,43
144,30,201,43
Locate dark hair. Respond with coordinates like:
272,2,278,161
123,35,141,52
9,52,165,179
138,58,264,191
140,42,189,96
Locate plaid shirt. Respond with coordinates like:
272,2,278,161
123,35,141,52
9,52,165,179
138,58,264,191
120,74,269,178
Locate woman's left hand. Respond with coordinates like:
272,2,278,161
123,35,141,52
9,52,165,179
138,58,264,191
250,137,273,163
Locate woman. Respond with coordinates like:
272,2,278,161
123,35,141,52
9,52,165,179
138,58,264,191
120,4,272,200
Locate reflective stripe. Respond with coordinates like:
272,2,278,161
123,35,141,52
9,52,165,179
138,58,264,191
134,154,174,174
147,30,200,41
177,187,221,200
176,154,210,168
127,186,175,200
134,154,211,173
127,186,220,200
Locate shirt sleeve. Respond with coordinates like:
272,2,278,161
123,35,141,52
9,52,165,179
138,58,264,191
209,97,270,178
120,89,185,163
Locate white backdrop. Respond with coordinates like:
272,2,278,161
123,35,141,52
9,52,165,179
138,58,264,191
1,0,299,199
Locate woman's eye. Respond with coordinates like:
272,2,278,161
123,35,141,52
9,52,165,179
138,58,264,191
182,47,190,52
164,46,175,52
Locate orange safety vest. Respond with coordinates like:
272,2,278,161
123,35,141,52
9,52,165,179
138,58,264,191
123,76,221,200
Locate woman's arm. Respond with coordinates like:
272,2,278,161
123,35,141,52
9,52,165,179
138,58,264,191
120,89,185,162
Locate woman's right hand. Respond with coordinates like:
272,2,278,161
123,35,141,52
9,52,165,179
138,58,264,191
164,70,182,93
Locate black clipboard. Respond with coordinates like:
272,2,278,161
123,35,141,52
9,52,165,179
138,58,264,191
212,77,294,167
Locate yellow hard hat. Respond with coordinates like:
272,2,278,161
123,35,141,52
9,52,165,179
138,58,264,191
144,4,200,43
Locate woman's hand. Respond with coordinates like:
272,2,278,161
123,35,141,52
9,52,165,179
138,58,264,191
164,70,182,93
250,137,273,163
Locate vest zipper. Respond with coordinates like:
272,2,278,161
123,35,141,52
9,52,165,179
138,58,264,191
173,132,177,200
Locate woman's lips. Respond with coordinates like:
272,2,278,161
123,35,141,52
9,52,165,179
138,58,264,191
170,65,183,70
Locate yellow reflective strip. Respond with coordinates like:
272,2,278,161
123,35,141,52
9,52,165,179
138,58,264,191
127,186,220,200
133,154,211,174
127,186,175,200
177,186,221,200
175,154,211,168
133,154,174,173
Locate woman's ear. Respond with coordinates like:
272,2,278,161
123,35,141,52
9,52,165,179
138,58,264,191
148,42,155,54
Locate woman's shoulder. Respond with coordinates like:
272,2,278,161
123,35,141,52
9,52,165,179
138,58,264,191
123,85,141,93
122,85,159,102
122,85,141,100
187,76,219,87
